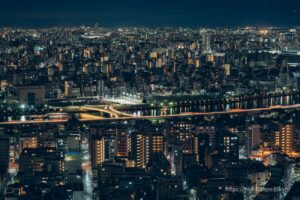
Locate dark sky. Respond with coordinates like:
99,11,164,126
0,0,299,28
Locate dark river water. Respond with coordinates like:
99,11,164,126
120,94,300,116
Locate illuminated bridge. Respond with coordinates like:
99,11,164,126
1,104,300,126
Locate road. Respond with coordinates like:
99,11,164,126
81,133,93,200
1,104,300,125
80,106,119,118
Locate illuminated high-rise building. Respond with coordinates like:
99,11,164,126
103,135,116,161
276,123,294,154
90,134,117,169
216,130,239,166
196,126,215,148
90,135,104,170
246,125,261,156
131,132,146,168
131,132,165,168
194,133,210,167
97,79,104,97
168,121,195,154
151,133,164,153
202,31,212,53
171,142,182,176
116,130,129,157
64,81,70,96
224,64,231,76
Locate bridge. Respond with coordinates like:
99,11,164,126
1,104,299,126
80,106,119,118
80,105,134,118
147,90,300,106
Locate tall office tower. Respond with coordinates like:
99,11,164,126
276,123,294,154
195,126,215,147
103,135,116,161
194,133,210,167
116,130,129,157
202,31,212,54
247,125,261,156
97,79,104,97
172,142,183,176
90,135,104,169
173,62,176,73
216,130,239,166
0,137,9,174
168,121,195,154
64,80,70,96
224,64,231,76
131,132,165,168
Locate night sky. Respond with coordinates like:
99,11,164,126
0,0,299,28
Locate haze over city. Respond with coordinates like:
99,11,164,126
0,0,300,27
